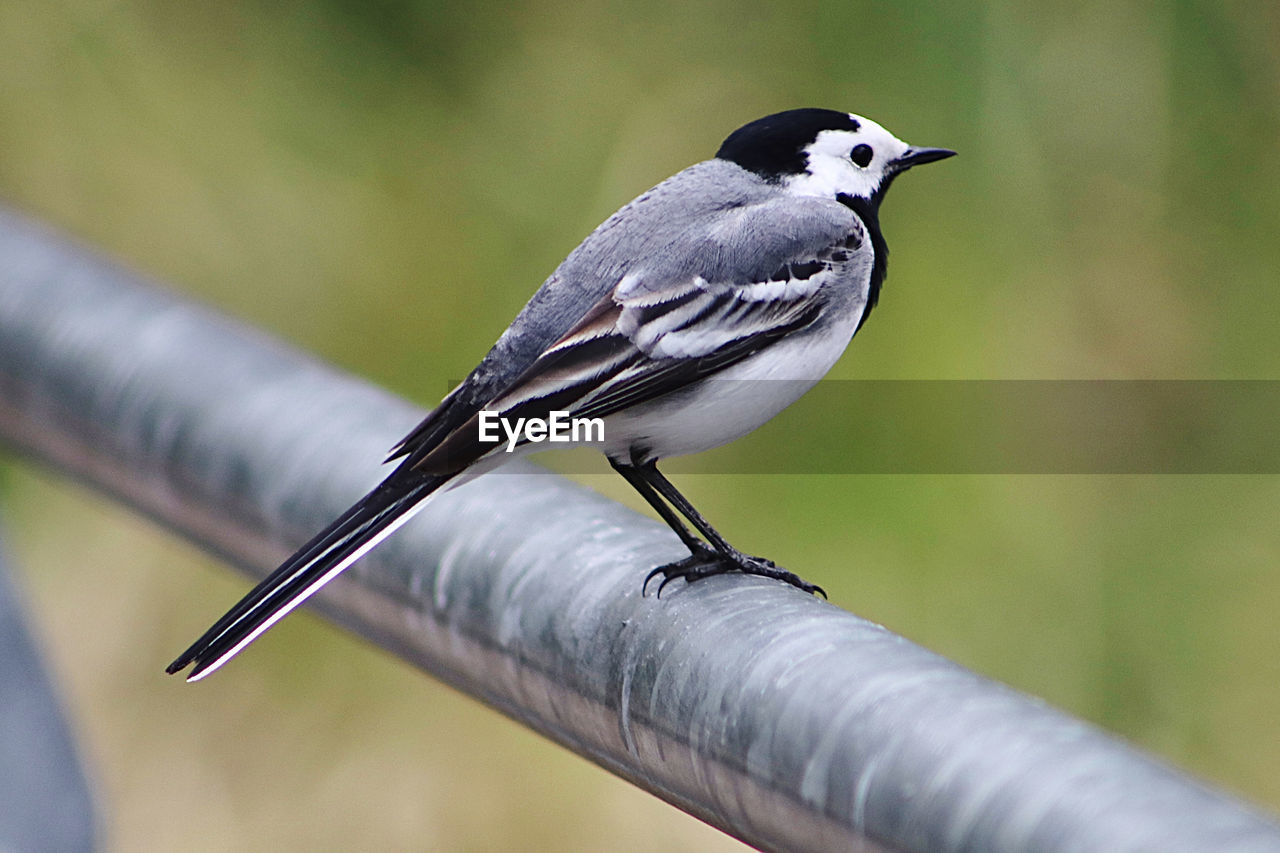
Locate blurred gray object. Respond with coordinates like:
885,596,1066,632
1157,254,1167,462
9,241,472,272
0,533,97,852
1,205,1278,852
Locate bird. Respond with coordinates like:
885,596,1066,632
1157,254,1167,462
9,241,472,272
167,108,954,681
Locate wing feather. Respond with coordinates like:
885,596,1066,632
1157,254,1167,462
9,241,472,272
409,236,853,473
403,191,866,474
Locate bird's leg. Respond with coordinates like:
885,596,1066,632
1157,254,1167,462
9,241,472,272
616,456,825,597
608,459,725,595
609,458,705,553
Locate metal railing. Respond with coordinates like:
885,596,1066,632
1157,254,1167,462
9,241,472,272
0,529,97,852
1,206,1278,852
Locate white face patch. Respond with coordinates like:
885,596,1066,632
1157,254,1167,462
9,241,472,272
784,114,911,201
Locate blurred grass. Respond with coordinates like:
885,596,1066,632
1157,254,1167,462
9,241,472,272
1,0,1279,849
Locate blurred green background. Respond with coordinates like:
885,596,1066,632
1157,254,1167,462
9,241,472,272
2,1,1279,850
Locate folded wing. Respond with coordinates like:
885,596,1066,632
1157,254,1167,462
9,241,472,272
410,215,863,473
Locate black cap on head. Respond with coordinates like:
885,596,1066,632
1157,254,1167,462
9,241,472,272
716,109,860,181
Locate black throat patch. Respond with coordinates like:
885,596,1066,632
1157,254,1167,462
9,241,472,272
837,191,889,331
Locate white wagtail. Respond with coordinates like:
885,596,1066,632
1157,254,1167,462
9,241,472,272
167,108,953,680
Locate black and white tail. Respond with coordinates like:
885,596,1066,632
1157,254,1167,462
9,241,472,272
166,473,447,681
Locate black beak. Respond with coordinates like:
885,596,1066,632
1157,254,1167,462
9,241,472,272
892,146,956,172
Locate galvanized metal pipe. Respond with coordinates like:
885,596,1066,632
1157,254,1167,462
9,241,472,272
0,531,97,852
1,207,1277,852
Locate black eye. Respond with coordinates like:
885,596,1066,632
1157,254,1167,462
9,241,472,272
850,144,873,167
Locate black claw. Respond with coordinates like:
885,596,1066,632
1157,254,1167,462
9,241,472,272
643,546,718,597
641,543,824,598
642,566,665,597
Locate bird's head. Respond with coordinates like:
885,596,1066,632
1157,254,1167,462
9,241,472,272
716,108,954,208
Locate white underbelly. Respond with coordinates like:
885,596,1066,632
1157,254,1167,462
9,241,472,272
600,319,856,461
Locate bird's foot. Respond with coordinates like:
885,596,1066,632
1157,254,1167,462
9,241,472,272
644,542,825,598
